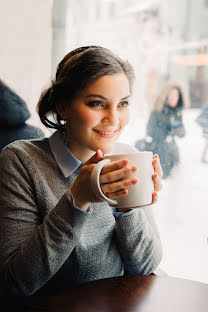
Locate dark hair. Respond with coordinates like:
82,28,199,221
170,87,183,109
37,46,135,131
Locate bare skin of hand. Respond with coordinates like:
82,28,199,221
70,151,163,212
116,154,163,212
152,154,163,202
70,149,138,211
70,149,104,211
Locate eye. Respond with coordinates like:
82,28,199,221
119,101,129,108
87,101,104,108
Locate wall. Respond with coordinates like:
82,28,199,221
0,0,53,133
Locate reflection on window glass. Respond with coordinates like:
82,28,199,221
60,0,208,284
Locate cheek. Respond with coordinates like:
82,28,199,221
121,110,130,126
75,109,97,128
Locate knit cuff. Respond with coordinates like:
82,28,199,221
50,193,90,239
66,188,91,213
114,208,145,235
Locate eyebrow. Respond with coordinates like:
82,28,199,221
86,94,131,101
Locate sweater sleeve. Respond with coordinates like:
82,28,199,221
113,141,162,275
114,208,162,275
0,147,90,296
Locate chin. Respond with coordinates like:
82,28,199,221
100,144,115,155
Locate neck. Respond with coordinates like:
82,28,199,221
65,140,94,162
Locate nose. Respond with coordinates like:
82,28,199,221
102,108,119,127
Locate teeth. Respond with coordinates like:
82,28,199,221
95,130,115,135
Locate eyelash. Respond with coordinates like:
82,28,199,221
120,101,129,107
86,101,129,108
87,101,103,107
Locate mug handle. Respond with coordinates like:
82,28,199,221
90,159,118,206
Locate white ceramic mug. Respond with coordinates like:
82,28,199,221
90,151,154,209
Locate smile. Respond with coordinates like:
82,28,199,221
94,129,115,135
93,129,118,137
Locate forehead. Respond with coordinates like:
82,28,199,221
82,73,130,95
169,88,179,95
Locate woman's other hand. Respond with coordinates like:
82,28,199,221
152,154,163,204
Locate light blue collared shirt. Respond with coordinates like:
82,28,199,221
49,131,82,178
49,131,134,217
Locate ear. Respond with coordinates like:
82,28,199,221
56,101,68,120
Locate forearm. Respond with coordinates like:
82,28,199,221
0,146,92,296
0,194,89,296
114,209,162,275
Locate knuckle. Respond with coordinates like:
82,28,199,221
106,172,113,182
115,162,122,169
101,186,106,194
82,164,93,173
124,180,131,187
124,167,131,175
107,193,113,199
107,184,113,193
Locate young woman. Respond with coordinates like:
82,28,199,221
0,46,163,297
136,81,189,179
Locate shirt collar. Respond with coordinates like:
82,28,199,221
49,131,82,178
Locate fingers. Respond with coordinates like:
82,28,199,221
84,149,104,165
100,164,137,184
101,159,129,174
101,177,138,195
152,191,158,204
152,173,163,192
152,154,163,179
99,158,138,201
106,188,128,200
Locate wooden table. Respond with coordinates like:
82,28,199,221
2,275,208,311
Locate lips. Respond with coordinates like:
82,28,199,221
93,129,116,135
93,129,118,137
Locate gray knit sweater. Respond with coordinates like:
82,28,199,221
0,136,162,296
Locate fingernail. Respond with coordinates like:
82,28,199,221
131,165,137,172
131,178,138,184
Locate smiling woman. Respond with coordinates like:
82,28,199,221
56,74,131,161
0,46,162,298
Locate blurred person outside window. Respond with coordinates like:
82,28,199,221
135,81,189,179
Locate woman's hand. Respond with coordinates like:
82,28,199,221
70,150,138,211
99,158,138,201
70,150,104,211
152,154,163,204
70,151,163,212
116,154,163,213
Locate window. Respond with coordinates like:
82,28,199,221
55,0,208,284
205,0,208,8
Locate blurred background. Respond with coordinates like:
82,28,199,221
0,0,208,283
